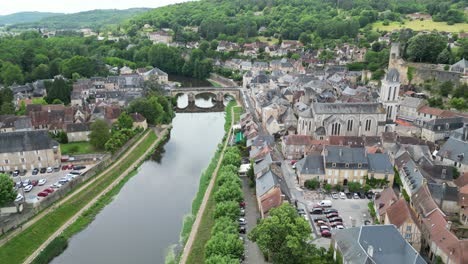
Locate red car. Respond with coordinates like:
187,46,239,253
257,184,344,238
239,201,246,208
321,230,331,237
31,180,38,186
290,160,297,165
326,212,339,218
44,188,55,193
62,165,68,170
37,191,49,197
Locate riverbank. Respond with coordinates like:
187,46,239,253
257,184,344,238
174,102,235,264
0,127,168,264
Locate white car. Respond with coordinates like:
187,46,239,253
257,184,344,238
38,179,47,186
51,182,62,189
339,192,346,199
15,193,24,202
67,173,78,179
238,218,247,225
336,225,345,229
24,185,33,192
22,180,31,187
331,192,339,199
46,167,53,173
353,193,360,199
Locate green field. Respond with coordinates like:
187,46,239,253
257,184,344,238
372,20,468,33
233,106,243,123
60,142,97,155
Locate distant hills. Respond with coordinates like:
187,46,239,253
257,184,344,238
4,8,151,30
0,12,62,25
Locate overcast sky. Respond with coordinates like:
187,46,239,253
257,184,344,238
0,0,193,15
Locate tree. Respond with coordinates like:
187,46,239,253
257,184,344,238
249,204,323,264
205,233,244,259
0,173,16,206
222,150,241,167
117,112,133,129
406,34,446,63
449,97,466,110
347,182,362,192
0,62,24,86
304,179,319,190
214,201,240,221
89,119,110,150
31,64,50,80
215,184,243,203
299,33,312,45
437,48,453,64
52,99,64,105
61,56,95,78
205,255,240,264
324,183,332,193
211,217,238,235
45,78,72,104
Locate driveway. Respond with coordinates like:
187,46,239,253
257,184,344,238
241,177,268,264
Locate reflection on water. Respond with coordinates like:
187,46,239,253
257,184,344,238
176,94,216,108
50,113,225,264
168,75,212,87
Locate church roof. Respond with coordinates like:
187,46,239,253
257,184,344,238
313,103,385,114
385,68,400,82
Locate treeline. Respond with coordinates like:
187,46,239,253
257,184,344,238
0,32,213,87
127,0,466,43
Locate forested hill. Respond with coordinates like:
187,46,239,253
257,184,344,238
0,12,62,25
125,0,467,41
9,8,151,30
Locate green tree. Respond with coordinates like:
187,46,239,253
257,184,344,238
0,62,24,86
211,217,239,235
31,64,50,80
214,201,241,221
89,119,110,150
449,97,466,110
304,179,319,190
437,48,453,64
205,255,240,264
0,173,17,206
117,112,133,129
61,56,95,78
0,102,15,115
324,183,332,193
215,184,243,203
406,34,446,63
205,233,244,259
347,182,362,192
249,204,321,264
45,78,72,104
52,99,64,105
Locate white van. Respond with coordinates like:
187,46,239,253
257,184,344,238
318,200,332,207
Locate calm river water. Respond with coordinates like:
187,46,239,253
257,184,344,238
51,112,225,264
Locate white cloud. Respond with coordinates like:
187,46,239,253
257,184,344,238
0,0,192,15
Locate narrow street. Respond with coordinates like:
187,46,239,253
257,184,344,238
241,177,268,264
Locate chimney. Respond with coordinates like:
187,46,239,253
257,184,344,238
339,148,343,156
324,148,328,157
367,245,374,258
446,221,452,230
441,168,447,179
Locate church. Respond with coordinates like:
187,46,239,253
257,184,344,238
297,68,400,138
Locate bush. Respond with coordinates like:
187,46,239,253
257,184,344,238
214,201,241,221
31,236,68,264
304,179,319,190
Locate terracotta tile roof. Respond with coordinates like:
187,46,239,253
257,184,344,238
418,106,445,116
386,198,414,228
374,187,398,217
283,135,313,146
459,185,468,207
422,209,467,264
455,172,468,188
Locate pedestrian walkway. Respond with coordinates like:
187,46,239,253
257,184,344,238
241,177,268,264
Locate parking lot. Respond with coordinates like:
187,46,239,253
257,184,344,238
12,165,94,203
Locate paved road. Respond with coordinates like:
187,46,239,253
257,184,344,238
241,177,267,264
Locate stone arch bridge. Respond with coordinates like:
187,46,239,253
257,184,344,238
170,87,241,113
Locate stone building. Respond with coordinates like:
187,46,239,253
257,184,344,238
379,68,401,124
297,103,387,139
0,130,60,171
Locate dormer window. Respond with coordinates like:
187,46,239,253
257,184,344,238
358,163,362,168
332,163,336,168
345,163,349,168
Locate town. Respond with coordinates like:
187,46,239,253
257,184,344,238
0,1,467,264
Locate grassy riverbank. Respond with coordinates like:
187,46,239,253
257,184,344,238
169,102,235,263
0,129,160,264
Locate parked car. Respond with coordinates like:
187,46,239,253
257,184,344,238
24,185,33,192
62,165,69,170
58,177,69,184
353,193,360,199
73,165,86,170
15,193,24,202
329,217,343,223
70,171,81,175
290,160,297,165
22,179,31,187
40,168,47,174
51,182,62,189
318,200,332,207
316,220,327,226
331,192,339,199
320,225,330,231
239,226,246,234
12,170,20,177
326,212,339,218
321,230,331,237
67,173,78,179
239,201,246,208
238,218,247,225
335,225,345,229
359,192,366,199
310,207,323,214
15,181,22,189
31,180,38,186
366,192,374,199
38,179,47,186
330,221,343,228
323,208,338,214
44,188,55,193
297,208,306,216
37,191,49,197
313,217,328,223
339,192,346,199
240,208,245,216
345,192,352,199
32,168,39,175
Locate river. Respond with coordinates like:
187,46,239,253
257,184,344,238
51,112,225,264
